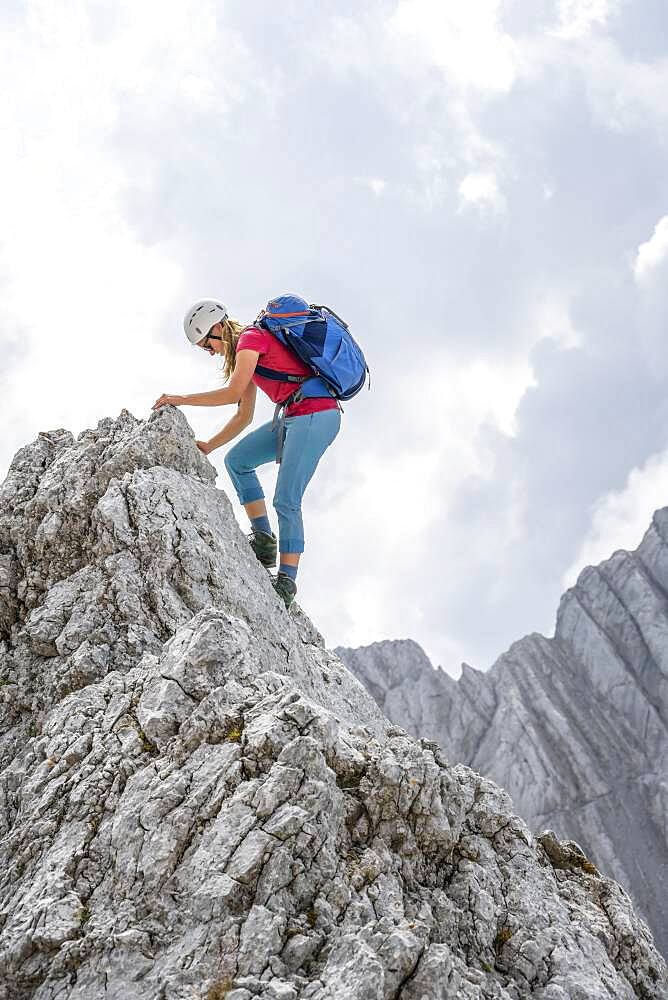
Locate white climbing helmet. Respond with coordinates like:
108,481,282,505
183,300,228,345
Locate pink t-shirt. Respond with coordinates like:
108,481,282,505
236,326,339,418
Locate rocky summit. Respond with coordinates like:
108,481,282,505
336,517,668,964
0,409,666,999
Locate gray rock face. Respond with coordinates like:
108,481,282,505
0,408,666,999
336,516,668,963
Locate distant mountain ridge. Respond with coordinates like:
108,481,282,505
335,511,668,959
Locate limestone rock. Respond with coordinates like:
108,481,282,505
0,408,665,998
336,513,668,961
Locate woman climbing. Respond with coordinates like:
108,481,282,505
152,296,343,610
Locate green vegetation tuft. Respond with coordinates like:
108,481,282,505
206,979,233,1000
336,773,361,791
494,926,513,953
222,719,244,743
575,856,598,875
140,734,158,755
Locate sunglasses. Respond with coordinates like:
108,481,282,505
200,331,223,352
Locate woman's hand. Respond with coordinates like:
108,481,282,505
196,440,213,455
152,394,185,411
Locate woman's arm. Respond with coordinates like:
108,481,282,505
152,350,260,410
183,350,260,407
237,379,257,425
198,382,257,454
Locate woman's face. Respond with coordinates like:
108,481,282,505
198,322,223,355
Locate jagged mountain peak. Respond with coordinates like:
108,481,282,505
338,506,668,964
0,409,665,998
459,660,486,683
334,637,439,690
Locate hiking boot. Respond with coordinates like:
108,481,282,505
247,529,277,568
272,571,297,609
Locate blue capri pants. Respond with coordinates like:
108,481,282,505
224,409,341,553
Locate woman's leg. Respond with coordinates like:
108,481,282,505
245,498,269,521
273,409,341,565
224,420,278,518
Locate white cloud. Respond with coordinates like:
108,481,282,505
458,171,506,213
316,7,513,213
515,9,668,139
357,177,387,197
573,38,668,134
388,0,518,94
634,216,668,286
563,448,668,588
529,292,581,350
553,0,617,41
0,0,259,477
295,348,535,673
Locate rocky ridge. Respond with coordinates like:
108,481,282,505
0,408,665,998
335,520,668,962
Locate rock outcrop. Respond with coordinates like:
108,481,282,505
0,408,666,999
336,518,668,963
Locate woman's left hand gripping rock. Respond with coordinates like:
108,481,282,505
152,394,185,411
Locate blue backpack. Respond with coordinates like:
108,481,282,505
255,294,370,405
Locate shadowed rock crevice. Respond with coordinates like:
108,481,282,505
0,408,665,999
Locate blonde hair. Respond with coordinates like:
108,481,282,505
216,317,247,382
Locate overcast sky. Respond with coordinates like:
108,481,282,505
2,0,668,676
